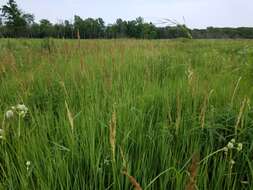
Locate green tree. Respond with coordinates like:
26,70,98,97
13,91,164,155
0,0,27,37
96,18,105,38
30,23,40,38
23,13,34,26
64,20,74,38
74,16,105,39
115,18,127,38
54,22,65,38
143,23,157,39
0,16,3,37
39,19,53,37
74,15,85,38
126,20,137,38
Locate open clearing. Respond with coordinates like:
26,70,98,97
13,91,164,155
1,39,253,189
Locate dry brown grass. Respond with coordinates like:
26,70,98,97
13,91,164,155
122,170,143,190
185,153,199,190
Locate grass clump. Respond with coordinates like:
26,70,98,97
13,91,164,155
0,39,253,189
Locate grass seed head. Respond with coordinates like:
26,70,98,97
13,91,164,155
109,107,116,161
122,171,142,190
65,101,74,132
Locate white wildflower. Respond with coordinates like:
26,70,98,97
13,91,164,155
230,139,236,144
103,159,110,166
16,104,28,112
0,129,4,139
230,159,235,165
26,161,31,171
16,104,28,117
223,147,228,152
227,142,234,149
20,111,26,118
5,110,14,119
237,143,243,152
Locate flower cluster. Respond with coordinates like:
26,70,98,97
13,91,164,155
1,104,29,140
200,138,244,167
5,104,29,119
223,138,243,168
26,161,31,171
223,138,243,153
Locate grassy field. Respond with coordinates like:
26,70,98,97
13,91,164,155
1,39,253,189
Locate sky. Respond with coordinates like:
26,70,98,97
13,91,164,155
0,0,252,29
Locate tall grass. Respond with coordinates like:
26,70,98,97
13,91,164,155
0,39,253,189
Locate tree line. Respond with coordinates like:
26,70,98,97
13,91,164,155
1,0,253,39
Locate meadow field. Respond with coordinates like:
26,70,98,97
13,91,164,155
1,39,253,189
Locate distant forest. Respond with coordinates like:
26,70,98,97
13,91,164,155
1,0,253,39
